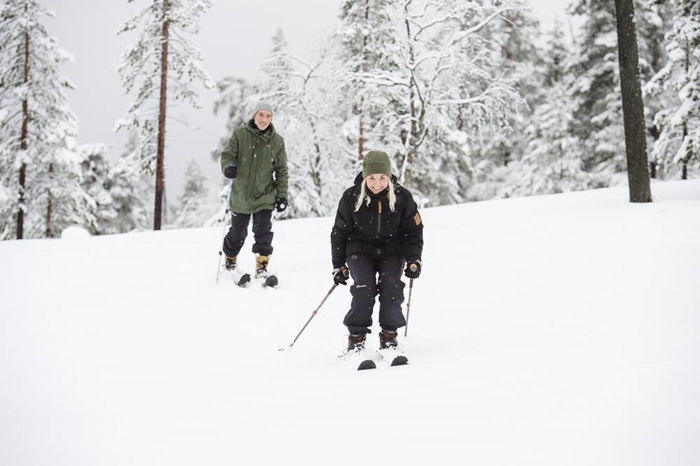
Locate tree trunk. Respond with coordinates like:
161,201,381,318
154,0,170,230
45,164,54,238
357,0,370,161
403,15,418,188
17,30,30,239
614,0,652,203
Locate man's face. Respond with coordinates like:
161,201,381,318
254,110,272,131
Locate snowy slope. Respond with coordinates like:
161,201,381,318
2,180,700,466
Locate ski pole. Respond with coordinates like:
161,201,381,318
280,283,339,351
215,179,234,284
404,263,418,337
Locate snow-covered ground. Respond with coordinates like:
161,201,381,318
2,180,700,466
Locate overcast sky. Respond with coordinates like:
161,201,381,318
39,0,571,206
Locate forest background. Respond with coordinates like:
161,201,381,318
1,0,698,239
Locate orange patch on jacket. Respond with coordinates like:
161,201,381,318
413,212,422,225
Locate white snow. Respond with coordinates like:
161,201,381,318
2,180,700,466
60,226,91,239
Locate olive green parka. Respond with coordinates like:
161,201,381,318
220,120,289,214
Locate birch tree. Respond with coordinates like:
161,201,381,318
333,0,526,203
116,0,214,230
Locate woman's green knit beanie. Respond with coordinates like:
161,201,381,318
362,150,392,178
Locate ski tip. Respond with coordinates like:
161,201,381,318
236,273,251,287
263,275,279,288
357,359,377,371
390,355,409,366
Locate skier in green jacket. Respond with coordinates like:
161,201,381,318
220,101,289,280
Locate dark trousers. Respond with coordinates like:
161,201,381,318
343,254,406,335
222,209,274,258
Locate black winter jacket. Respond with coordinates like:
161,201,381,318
331,173,424,269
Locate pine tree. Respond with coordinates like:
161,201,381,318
79,143,119,235
115,0,214,230
0,0,88,239
568,0,672,183
335,0,399,161
107,132,152,234
636,0,674,177
645,0,700,179
465,3,545,200
511,19,600,197
568,0,627,177
171,158,213,228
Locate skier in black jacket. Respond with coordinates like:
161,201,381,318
331,150,424,353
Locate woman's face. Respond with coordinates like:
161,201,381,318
366,174,389,194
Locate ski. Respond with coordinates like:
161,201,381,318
339,347,377,371
236,273,251,287
356,354,406,370
390,354,409,366
339,343,407,371
262,274,278,288
376,349,409,367
233,272,277,288
357,359,377,370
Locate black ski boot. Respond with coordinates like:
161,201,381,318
379,329,399,350
347,334,367,353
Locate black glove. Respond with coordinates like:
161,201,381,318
332,266,349,286
224,164,238,179
275,198,288,213
404,261,421,279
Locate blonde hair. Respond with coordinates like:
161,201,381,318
355,176,396,212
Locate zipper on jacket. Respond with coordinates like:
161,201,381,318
247,136,261,210
377,200,382,236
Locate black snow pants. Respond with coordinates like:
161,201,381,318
222,209,274,258
343,253,406,335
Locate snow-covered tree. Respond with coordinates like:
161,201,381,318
464,3,544,201
107,133,152,234
568,0,627,177
335,0,399,161
115,0,214,230
636,0,674,177
170,158,215,228
510,19,601,197
79,143,121,235
645,0,700,179
333,0,526,205
213,29,352,218
259,31,355,218
0,0,89,239
567,0,673,182
211,77,254,163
